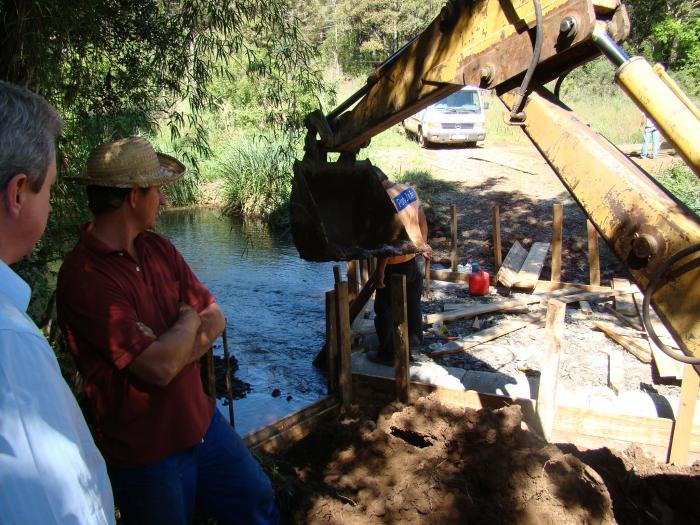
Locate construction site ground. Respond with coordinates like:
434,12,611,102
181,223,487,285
264,140,700,524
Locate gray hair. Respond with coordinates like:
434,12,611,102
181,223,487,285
0,81,64,193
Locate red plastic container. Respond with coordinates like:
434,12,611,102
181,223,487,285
468,263,490,296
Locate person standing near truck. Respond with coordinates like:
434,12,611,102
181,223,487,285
640,113,660,159
56,137,279,525
368,168,432,365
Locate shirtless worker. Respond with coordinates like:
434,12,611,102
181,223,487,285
367,168,432,365
56,137,279,525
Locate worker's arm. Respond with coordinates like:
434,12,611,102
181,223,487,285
418,206,432,259
129,303,207,387
193,302,226,358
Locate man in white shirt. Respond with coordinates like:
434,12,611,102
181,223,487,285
0,81,115,524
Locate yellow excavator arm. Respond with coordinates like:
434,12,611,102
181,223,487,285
290,0,700,364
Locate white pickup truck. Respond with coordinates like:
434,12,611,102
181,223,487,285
403,86,487,148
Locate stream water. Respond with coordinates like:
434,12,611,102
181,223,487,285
156,208,335,436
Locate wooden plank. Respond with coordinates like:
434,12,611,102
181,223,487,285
650,341,684,380
537,299,566,441
450,204,458,272
496,240,528,287
244,395,338,449
430,268,470,284
424,287,580,324
669,365,700,464
335,281,352,409
430,316,544,356
608,350,624,394
347,260,359,301
392,274,410,403
333,264,342,285
424,257,431,296
612,278,637,316
593,321,653,363
493,205,502,271
602,304,644,332
513,242,551,290
532,280,623,293
587,220,601,286
579,300,593,315
558,288,634,304
326,290,338,394
245,397,341,453
551,203,563,282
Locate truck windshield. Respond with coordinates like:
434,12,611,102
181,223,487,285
433,90,480,111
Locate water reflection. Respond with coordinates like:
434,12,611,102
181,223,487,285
157,208,335,436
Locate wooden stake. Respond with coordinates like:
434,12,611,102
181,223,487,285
587,220,600,286
205,348,216,399
537,299,566,441
608,350,624,395
335,282,352,409
424,257,431,296
551,204,563,282
361,259,369,286
669,365,700,464
492,205,502,271
450,204,458,272
333,265,342,285
325,290,338,395
391,274,410,403
347,260,359,301
222,322,235,428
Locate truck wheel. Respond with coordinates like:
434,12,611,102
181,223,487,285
418,128,428,149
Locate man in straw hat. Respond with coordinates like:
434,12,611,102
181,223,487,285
0,81,115,524
56,137,279,525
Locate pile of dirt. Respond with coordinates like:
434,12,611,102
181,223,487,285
270,397,622,524
266,396,700,524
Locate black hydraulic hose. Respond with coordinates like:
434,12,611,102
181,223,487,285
641,244,700,364
510,0,544,119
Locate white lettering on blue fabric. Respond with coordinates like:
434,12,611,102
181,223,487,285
393,187,417,211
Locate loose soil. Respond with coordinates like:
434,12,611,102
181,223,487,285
262,141,700,524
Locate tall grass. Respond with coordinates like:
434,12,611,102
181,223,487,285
219,136,295,224
656,163,700,216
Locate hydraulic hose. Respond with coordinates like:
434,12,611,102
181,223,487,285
641,244,700,364
510,0,544,119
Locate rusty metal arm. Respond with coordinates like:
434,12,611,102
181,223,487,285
313,0,629,154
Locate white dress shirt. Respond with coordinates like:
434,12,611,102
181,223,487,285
0,260,114,524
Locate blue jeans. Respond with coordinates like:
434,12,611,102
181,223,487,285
108,410,279,525
642,127,659,158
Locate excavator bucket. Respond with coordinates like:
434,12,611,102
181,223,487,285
290,160,419,261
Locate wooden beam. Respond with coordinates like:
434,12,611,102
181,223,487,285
593,321,653,363
333,264,342,285
335,281,352,409
587,220,600,286
450,204,458,272
244,396,340,453
669,364,700,464
391,274,410,403
347,260,359,301
496,240,528,287
430,315,544,356
551,203,563,282
326,290,338,394
493,205,502,272
513,242,550,290
558,288,635,304
424,257,431,296
430,268,470,284
537,299,566,441
424,287,580,324
532,280,621,293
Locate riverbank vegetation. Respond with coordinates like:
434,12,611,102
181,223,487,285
2,0,698,320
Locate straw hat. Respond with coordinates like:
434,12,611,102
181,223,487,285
66,137,185,187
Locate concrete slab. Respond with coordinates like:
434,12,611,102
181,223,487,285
352,352,467,390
